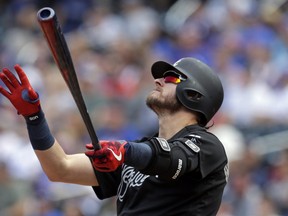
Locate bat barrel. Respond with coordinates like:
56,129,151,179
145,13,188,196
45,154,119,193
37,7,100,150
37,7,55,21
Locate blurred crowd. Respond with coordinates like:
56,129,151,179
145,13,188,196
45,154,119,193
0,0,288,215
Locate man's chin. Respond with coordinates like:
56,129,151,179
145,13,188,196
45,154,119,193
146,95,182,115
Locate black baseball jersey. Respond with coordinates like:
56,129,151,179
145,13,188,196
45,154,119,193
92,125,228,216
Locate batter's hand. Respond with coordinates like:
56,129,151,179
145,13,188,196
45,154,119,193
85,140,127,172
0,65,40,116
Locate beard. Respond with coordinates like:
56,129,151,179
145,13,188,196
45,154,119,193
146,91,182,116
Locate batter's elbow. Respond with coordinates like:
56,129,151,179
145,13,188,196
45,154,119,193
45,171,64,182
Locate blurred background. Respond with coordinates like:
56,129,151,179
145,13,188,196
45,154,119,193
0,0,288,215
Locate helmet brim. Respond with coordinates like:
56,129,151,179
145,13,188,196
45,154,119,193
151,61,183,79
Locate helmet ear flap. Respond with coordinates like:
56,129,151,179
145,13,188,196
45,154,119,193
184,89,203,102
179,89,207,126
177,87,207,125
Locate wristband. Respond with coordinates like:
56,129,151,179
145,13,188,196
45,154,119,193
25,109,55,150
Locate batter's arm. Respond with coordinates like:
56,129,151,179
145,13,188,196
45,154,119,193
35,139,99,186
0,66,99,186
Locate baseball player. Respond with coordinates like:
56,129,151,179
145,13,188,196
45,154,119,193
0,57,228,215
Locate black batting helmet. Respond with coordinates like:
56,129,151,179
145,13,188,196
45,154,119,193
151,57,224,126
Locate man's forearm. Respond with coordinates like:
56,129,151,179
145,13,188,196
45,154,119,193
35,140,99,186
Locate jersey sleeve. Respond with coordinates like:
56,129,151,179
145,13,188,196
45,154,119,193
92,166,122,200
197,132,228,178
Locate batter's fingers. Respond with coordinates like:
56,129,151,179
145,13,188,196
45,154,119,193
0,86,11,99
2,68,21,87
85,143,94,150
85,150,95,157
14,64,30,86
0,72,15,93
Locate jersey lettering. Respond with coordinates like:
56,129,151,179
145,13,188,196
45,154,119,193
172,159,183,179
118,165,150,202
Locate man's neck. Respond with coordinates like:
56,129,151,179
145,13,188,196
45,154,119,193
158,110,197,140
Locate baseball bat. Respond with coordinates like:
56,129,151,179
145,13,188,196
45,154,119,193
37,7,100,150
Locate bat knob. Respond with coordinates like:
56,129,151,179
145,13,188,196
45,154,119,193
37,7,55,21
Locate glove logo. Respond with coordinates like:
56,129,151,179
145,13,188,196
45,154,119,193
108,148,122,161
29,115,39,121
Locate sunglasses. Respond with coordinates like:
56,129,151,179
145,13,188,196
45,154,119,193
163,71,186,84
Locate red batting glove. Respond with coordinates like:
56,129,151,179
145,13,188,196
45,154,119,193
0,65,40,116
85,140,127,172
